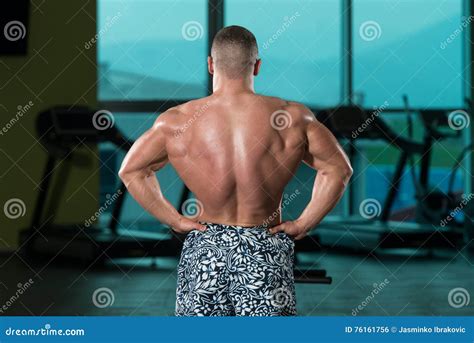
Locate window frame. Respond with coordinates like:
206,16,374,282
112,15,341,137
98,0,469,114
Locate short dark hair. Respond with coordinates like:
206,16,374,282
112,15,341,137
211,25,258,78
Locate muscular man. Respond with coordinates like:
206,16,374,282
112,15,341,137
118,26,352,316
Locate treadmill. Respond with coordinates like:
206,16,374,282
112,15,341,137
19,106,186,263
313,106,463,253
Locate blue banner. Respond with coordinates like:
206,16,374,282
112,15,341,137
0,316,473,343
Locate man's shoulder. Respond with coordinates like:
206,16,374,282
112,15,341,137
255,94,289,107
153,97,212,138
157,97,210,123
177,97,212,116
263,97,315,126
241,95,315,131
164,96,211,114
257,95,310,114
282,100,311,115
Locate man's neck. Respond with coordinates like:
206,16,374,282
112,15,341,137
212,73,255,95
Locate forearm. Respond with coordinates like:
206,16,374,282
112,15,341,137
297,170,351,230
120,171,181,228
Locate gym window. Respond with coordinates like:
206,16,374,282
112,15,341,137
97,0,471,228
353,0,464,109
98,0,209,101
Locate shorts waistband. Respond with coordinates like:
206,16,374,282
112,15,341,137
199,221,269,230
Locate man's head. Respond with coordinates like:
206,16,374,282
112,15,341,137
209,25,260,79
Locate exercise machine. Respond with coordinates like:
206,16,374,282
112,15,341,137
403,96,471,229
313,105,464,254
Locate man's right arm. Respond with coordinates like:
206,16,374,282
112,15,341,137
270,104,353,239
118,111,206,233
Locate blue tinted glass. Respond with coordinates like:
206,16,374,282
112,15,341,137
353,0,464,108
97,0,208,101
225,0,342,107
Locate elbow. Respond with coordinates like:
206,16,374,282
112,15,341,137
321,163,353,187
118,167,125,179
342,163,353,186
344,162,353,179
118,166,133,185
118,165,150,186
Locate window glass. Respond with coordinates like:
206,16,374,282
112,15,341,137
225,0,342,107
353,0,464,108
98,0,208,101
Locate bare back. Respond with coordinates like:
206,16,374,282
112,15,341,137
162,94,308,227
119,26,352,237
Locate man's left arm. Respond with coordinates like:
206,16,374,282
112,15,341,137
270,105,352,240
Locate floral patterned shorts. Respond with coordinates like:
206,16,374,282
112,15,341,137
175,222,296,316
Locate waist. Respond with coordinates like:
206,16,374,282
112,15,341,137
199,221,270,231
197,213,281,228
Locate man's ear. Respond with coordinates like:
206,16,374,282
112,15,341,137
208,56,214,75
253,59,262,76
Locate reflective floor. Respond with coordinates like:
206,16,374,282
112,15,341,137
1,250,472,316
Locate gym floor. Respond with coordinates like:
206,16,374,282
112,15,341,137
2,250,472,316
